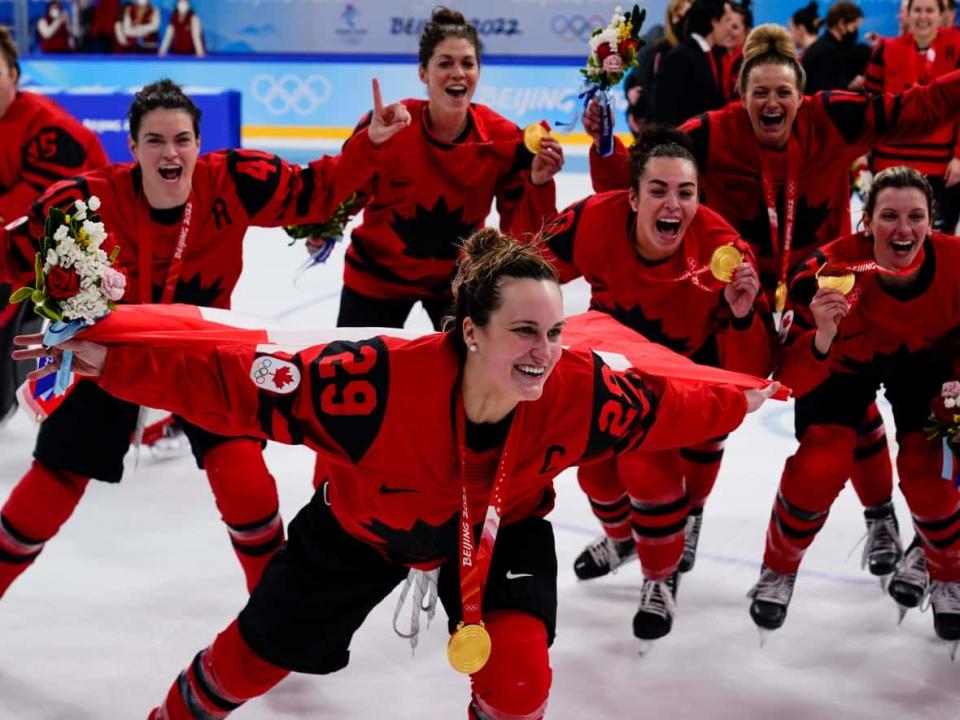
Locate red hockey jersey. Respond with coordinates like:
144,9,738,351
92,310,749,566
341,100,556,302
0,91,108,223
541,192,774,376
589,71,960,294
3,145,378,306
778,231,960,397
865,32,960,175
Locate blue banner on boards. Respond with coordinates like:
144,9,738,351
33,89,241,163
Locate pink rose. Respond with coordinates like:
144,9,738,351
100,266,127,302
602,54,623,73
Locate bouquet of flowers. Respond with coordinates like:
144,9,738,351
8,195,124,397
284,192,360,280
925,380,960,487
9,196,124,324
577,5,645,157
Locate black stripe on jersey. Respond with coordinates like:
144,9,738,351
777,491,828,522
823,92,871,144
679,446,725,464
853,437,888,460
772,512,825,540
872,150,953,163
631,517,687,538
188,652,243,712
630,495,689,516
295,163,316,217
913,506,960,533
918,525,960,550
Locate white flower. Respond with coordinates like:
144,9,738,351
46,249,58,267
82,219,107,247
74,199,87,214
946,397,958,409
53,224,70,242
88,196,101,211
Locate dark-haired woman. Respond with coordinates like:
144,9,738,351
588,23,960,581
0,78,402,600
0,26,108,422
542,128,774,641
749,166,960,648
788,2,820,58
322,6,563,333
17,227,776,718
866,0,960,233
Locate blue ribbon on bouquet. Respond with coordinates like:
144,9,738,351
293,235,340,285
40,319,86,396
555,83,616,157
942,437,960,488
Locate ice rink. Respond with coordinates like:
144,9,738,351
0,173,957,719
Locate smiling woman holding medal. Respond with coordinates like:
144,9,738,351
748,166,960,652
539,127,775,643
16,228,780,719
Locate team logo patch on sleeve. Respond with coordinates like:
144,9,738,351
250,356,301,394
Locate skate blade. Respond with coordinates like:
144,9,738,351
949,641,958,663
756,627,770,649
636,639,654,656
878,574,891,592
896,605,909,625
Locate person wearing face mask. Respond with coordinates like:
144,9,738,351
13,226,776,719
800,1,870,93
748,166,960,650
158,0,205,57
865,0,960,234
0,78,402,602
119,0,160,54
36,1,73,53
586,23,960,586
539,127,775,642
0,28,107,424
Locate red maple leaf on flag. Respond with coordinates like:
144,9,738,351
272,366,295,390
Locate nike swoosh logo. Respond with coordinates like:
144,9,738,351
378,483,417,495
506,570,533,580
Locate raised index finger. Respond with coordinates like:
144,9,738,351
372,77,384,117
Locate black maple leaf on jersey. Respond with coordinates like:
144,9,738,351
391,197,479,261
738,194,832,259
360,512,459,565
604,302,692,354
153,273,225,306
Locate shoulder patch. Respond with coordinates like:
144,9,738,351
251,355,302,394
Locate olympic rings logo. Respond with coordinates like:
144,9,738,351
250,73,332,116
550,14,607,42
252,357,273,385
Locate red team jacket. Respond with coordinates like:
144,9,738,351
341,100,556,302
541,193,775,376
778,232,960,398
3,144,381,307
0,91,108,223
865,31,960,176
589,71,960,294
94,325,748,566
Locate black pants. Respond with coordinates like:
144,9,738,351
337,286,449,331
928,175,960,234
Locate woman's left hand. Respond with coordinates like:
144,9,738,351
12,333,108,381
744,382,781,413
944,158,960,188
530,137,565,186
723,263,760,319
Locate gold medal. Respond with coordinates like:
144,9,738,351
775,281,788,314
709,244,743,283
447,622,492,674
523,123,550,154
816,266,855,295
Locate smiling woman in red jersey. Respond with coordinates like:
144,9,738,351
17,227,775,720
541,127,774,644
587,21,960,582
750,166,960,651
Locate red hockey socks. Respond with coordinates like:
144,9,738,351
680,435,726,508
202,440,284,592
468,610,551,720
149,619,290,719
763,425,855,574
577,458,631,541
897,433,960,581
849,403,894,507
0,460,89,598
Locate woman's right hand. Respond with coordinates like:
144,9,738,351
367,78,412,147
12,333,107,381
809,287,849,354
583,98,608,151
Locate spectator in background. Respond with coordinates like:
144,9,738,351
789,2,821,57
89,0,122,52
866,0,960,233
159,0,205,57
653,0,729,126
801,1,870,92
715,1,752,100
944,0,957,27
36,1,73,53
119,0,160,54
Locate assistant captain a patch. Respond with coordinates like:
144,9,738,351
250,356,301,394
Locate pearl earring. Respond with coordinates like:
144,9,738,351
469,344,478,352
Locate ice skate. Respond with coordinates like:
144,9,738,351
573,535,636,580
678,507,703,573
632,571,680,642
888,536,929,621
747,566,797,632
860,501,902,577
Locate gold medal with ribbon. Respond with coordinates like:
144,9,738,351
815,265,855,295
774,281,788,314
523,123,550,154
447,621,492,674
709,244,743,283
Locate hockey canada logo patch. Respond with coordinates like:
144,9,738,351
250,356,301,394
